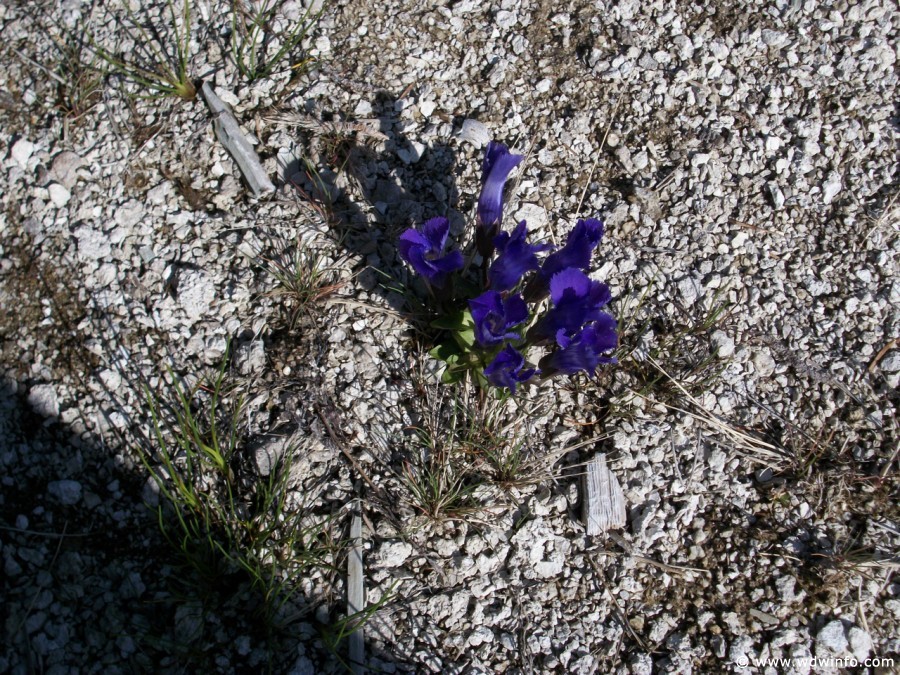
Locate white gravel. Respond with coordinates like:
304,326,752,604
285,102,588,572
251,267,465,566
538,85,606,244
0,0,897,672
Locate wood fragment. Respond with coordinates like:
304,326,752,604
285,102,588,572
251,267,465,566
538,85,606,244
348,505,365,674
200,82,274,197
867,337,898,374
583,454,627,535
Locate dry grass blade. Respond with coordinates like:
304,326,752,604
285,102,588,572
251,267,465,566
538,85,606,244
634,356,789,469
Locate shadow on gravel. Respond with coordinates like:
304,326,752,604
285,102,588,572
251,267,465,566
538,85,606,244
0,276,423,672
277,87,466,315
1,81,471,672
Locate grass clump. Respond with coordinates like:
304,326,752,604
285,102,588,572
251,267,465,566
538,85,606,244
256,239,343,328
230,0,324,81
89,0,195,100
614,281,734,403
50,30,104,121
395,381,549,524
140,353,336,624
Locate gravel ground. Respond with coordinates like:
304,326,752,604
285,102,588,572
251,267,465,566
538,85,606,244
1,0,898,672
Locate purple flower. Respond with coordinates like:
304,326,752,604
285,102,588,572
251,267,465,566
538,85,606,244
484,344,537,393
529,267,612,344
477,142,523,228
397,216,464,288
475,142,523,259
489,221,553,292
539,316,617,376
527,218,604,299
469,290,528,347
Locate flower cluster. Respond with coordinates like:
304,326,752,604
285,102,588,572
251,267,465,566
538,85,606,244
397,141,617,393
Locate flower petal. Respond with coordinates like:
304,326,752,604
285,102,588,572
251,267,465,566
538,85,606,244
489,221,553,292
477,145,523,227
469,290,528,346
421,216,451,252
533,218,605,294
549,268,591,305
539,317,618,376
484,344,537,393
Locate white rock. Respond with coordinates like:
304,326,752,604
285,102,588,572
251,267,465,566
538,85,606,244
419,100,436,117
768,182,786,210
752,351,776,378
50,151,83,188
99,369,122,391
629,653,653,675
513,203,548,230
677,277,701,305
880,353,900,373
314,35,330,53
847,626,872,660
496,10,517,28
48,480,82,505
468,626,494,646
115,200,145,229
731,232,749,248
822,172,842,204
378,540,412,567
816,620,849,657
48,183,70,208
177,269,216,319
711,330,735,358
74,226,112,260
28,384,59,417
236,340,266,375
459,119,490,148
10,138,34,168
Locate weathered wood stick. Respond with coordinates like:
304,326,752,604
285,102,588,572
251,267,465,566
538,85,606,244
583,453,627,535
348,505,365,674
200,82,275,197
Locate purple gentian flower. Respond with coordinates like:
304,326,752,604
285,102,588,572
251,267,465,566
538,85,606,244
489,220,553,292
476,142,523,258
539,315,618,376
478,142,523,228
528,267,612,344
484,344,537,393
469,290,528,347
527,218,604,299
397,216,464,288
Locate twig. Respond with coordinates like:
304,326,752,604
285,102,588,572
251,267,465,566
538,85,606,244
0,524,93,538
4,43,68,86
313,403,378,494
587,556,649,650
348,503,365,674
867,337,898,374
577,96,622,216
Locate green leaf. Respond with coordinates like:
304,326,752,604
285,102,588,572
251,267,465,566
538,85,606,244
453,327,476,351
441,367,466,384
431,310,467,331
429,340,461,363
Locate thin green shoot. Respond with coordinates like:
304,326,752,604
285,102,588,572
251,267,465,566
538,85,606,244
139,354,337,622
319,585,397,671
89,0,195,100
230,0,324,81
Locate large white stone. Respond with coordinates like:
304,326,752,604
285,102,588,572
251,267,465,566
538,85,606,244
28,384,59,417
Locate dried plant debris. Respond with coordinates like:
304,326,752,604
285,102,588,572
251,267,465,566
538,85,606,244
0,0,897,672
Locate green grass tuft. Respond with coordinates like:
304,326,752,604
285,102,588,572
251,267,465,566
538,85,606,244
89,0,196,100
140,351,337,625
230,0,325,82
256,239,344,329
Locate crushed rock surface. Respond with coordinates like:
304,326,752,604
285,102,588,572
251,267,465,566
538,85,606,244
1,0,898,672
